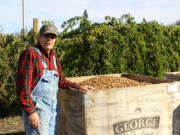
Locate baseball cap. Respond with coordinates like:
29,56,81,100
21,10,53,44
40,24,58,36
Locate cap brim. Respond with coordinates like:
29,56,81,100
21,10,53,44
44,31,58,36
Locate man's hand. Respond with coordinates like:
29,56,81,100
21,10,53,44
79,85,95,92
28,112,40,129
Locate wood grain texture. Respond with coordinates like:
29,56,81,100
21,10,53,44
58,74,180,135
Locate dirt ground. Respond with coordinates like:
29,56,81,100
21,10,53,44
0,116,25,135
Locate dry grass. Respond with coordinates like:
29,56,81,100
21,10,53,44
0,116,25,135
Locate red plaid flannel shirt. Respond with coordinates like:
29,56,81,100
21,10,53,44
16,43,80,115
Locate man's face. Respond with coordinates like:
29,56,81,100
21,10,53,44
39,33,57,51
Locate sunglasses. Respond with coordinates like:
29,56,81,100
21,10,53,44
43,33,57,39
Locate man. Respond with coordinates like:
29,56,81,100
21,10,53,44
16,24,95,135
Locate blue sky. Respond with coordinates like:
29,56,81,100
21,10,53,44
0,0,180,34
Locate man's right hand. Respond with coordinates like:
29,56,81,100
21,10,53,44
28,112,40,128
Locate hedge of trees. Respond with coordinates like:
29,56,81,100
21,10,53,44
0,14,180,117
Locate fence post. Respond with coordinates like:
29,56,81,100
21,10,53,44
33,18,38,33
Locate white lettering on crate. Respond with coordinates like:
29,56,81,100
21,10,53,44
113,116,160,135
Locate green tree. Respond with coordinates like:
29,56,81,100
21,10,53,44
83,9,88,19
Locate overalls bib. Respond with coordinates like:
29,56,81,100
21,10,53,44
23,47,59,135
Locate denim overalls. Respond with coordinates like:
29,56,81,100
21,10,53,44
23,47,59,135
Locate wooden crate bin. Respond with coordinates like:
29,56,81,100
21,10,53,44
58,74,180,135
164,72,180,81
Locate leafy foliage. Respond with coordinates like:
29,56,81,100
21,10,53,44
57,14,180,78
0,30,37,117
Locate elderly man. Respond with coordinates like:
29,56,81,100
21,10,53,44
17,24,95,135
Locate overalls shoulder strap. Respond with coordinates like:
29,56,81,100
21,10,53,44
53,54,57,70
33,46,57,70
33,46,47,69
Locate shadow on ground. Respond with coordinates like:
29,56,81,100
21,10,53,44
0,132,25,135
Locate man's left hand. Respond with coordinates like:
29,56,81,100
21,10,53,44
78,85,95,92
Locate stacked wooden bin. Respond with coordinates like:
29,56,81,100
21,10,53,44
57,74,180,135
164,71,180,135
164,72,180,81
